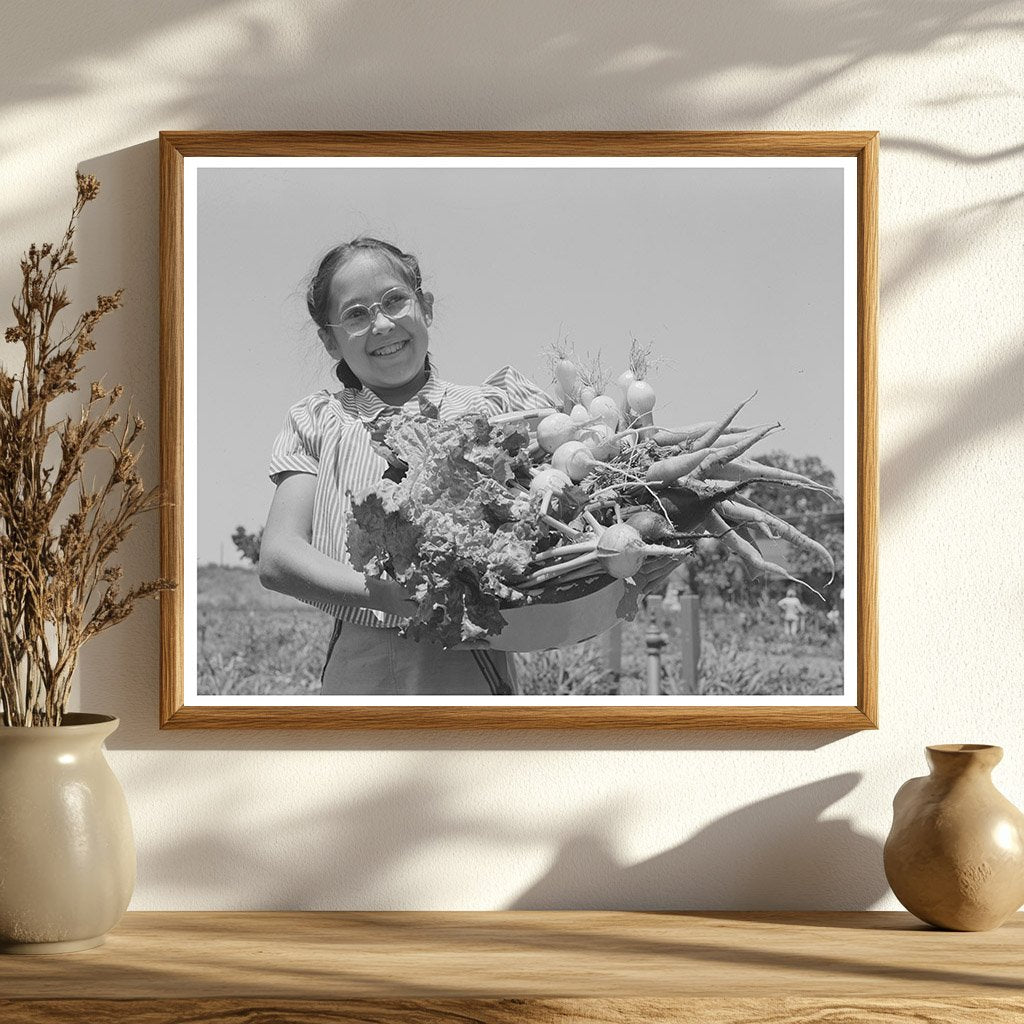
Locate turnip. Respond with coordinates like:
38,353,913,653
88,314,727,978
529,466,572,496
536,412,577,454
520,518,686,586
552,440,651,488
551,440,597,482
529,466,573,515
595,522,649,578
576,422,620,461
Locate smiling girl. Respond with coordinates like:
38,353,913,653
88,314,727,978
259,237,679,697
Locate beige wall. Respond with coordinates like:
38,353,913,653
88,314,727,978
2,1,1021,909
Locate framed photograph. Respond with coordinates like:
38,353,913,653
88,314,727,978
159,131,877,730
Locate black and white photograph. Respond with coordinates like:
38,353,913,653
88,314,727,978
163,134,875,727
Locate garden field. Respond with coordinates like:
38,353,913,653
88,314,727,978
198,566,842,697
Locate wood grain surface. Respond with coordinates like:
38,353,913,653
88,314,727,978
3,997,1023,1024
159,130,879,731
1,911,1020,1023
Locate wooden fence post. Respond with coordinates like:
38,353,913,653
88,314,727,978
645,595,667,696
604,621,622,683
677,595,701,695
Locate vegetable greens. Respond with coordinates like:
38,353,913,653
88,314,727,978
346,415,546,647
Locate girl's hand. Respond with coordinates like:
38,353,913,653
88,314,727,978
365,576,419,618
633,554,686,597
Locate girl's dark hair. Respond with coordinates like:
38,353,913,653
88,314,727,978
307,237,430,390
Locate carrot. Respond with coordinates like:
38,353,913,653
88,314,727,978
695,423,781,479
715,458,839,498
706,511,824,599
651,423,751,447
644,447,713,483
709,423,776,447
691,391,757,449
718,499,836,581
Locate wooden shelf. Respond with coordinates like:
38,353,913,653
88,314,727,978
1,911,1021,1022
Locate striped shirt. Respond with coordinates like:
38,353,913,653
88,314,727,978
268,364,557,627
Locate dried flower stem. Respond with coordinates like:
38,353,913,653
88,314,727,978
0,173,174,726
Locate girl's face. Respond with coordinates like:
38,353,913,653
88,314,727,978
318,251,433,392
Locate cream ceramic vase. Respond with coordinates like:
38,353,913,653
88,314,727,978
884,744,1024,931
0,713,135,953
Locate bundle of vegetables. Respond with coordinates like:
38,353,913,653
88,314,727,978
346,345,838,648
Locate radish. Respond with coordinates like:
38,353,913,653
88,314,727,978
625,378,656,429
536,412,577,454
569,403,591,425
579,384,596,409
554,358,577,392
589,394,620,431
626,379,656,415
616,370,635,392
624,508,678,542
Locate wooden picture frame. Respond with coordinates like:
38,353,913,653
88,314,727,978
159,131,877,730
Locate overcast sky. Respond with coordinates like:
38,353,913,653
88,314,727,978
196,164,846,565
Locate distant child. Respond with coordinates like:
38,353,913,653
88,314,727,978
777,586,805,637
258,237,678,697
826,606,840,635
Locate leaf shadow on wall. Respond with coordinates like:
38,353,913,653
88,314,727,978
122,760,1023,992
129,760,887,911
510,774,886,910
881,336,1024,512
1,0,1019,247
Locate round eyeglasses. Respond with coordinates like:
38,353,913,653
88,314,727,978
325,287,416,336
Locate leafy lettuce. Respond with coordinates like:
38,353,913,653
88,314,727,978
346,414,547,647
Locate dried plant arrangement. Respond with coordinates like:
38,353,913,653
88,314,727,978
0,173,173,726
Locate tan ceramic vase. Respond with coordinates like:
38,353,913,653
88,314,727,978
884,744,1024,931
0,713,135,953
